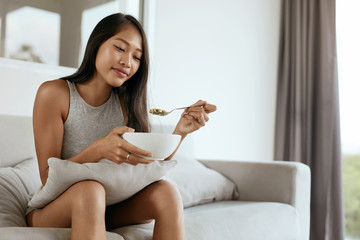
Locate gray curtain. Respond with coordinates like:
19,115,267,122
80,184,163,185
274,0,345,240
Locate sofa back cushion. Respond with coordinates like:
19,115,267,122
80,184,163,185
0,115,36,168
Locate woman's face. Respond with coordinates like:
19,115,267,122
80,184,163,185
95,24,143,87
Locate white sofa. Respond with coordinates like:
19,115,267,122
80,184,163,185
0,58,311,239
0,114,310,240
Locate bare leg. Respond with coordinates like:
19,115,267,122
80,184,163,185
27,181,107,240
106,180,185,240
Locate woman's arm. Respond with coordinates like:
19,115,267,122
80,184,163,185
33,80,71,185
165,100,217,160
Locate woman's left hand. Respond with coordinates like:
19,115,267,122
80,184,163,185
173,100,217,138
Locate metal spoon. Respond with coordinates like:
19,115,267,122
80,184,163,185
149,104,205,116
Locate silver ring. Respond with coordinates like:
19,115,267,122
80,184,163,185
126,153,131,161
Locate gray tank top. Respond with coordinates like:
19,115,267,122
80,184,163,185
61,80,125,159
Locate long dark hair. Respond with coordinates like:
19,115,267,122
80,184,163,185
62,13,150,132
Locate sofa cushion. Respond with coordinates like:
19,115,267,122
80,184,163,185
111,221,154,240
184,201,298,240
108,201,298,240
0,158,41,227
0,227,124,240
28,158,177,209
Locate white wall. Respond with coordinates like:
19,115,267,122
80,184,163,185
0,0,281,162
147,0,281,161
0,58,75,116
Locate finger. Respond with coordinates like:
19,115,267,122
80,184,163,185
203,112,209,122
182,114,193,120
121,140,153,158
187,107,209,122
185,106,206,115
108,153,122,164
122,158,137,166
121,151,132,162
128,154,154,165
192,100,207,107
187,106,205,112
186,112,206,126
184,100,207,113
189,117,203,129
204,103,217,113
182,114,203,129
112,126,135,136
114,152,153,165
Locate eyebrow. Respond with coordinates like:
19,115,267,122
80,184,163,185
115,38,142,52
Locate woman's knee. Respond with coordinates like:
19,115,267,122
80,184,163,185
27,181,106,228
148,180,183,214
70,180,106,210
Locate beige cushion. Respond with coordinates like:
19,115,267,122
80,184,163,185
166,158,238,208
0,158,41,227
28,158,177,209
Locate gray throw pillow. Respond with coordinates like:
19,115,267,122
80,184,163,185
28,158,177,209
166,157,239,208
0,158,41,227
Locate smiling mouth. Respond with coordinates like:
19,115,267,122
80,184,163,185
113,68,129,78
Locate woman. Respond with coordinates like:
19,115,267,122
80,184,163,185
27,13,216,240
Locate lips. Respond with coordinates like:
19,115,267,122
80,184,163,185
113,68,129,78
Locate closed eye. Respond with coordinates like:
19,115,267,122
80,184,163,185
114,45,125,52
114,45,141,61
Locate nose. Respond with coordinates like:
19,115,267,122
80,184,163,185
120,53,131,67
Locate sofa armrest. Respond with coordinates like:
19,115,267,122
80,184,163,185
199,160,310,240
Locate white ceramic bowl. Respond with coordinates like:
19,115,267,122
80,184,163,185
122,132,181,160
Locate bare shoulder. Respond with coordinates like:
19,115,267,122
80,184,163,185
36,79,69,102
34,79,70,120
37,79,68,95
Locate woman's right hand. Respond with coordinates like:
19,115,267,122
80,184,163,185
94,126,154,165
